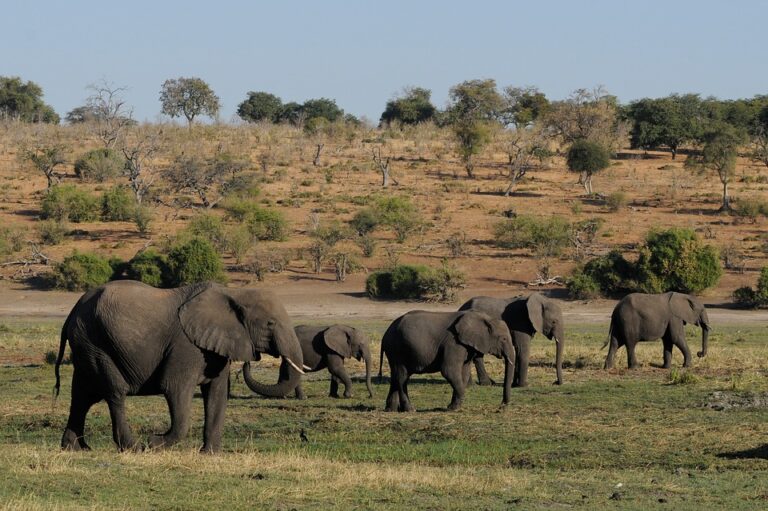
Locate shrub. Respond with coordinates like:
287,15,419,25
0,226,25,258
101,185,136,221
349,208,380,235
41,185,100,223
732,198,768,221
374,196,422,243
183,213,227,250
365,263,466,302
733,266,768,308
312,220,351,247
165,238,225,286
133,205,154,236
566,270,601,300
37,219,68,245
74,148,125,182
606,191,627,212
224,225,254,264
124,250,170,287
668,368,698,385
357,234,376,258
223,198,287,241
54,252,114,291
494,215,571,257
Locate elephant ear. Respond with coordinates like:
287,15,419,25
323,325,352,358
669,293,698,324
178,285,255,361
454,312,494,354
526,293,545,333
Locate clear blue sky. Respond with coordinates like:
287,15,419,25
3,0,766,123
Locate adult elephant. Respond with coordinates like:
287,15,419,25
54,280,304,453
459,294,564,387
244,324,373,399
603,291,711,369
379,310,515,412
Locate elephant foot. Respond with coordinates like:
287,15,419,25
148,434,172,450
384,406,397,412
343,392,353,399
697,351,706,358
200,443,222,455
61,429,90,451
552,380,563,386
398,404,415,413
446,403,463,411
477,378,495,386
329,393,339,399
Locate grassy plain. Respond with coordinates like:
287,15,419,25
0,318,766,510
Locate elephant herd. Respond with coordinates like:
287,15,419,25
54,280,711,453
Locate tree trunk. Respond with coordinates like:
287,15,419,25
313,144,323,166
721,180,730,211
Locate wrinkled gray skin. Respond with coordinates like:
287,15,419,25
603,292,711,369
244,324,373,399
379,310,515,412
459,294,564,387
54,280,303,454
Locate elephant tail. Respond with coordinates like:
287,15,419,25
378,342,384,381
54,310,74,400
601,322,613,350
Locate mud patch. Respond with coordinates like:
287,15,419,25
704,391,768,411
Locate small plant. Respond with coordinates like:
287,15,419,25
668,368,698,385
494,215,570,257
225,225,254,264
37,219,68,245
74,148,124,182
165,238,226,286
605,191,627,212
733,266,768,308
732,197,768,222
0,226,26,258
133,205,154,236
566,270,601,300
124,250,170,287
357,234,376,258
365,263,466,302
446,231,468,257
101,185,136,221
54,252,114,291
223,198,287,241
41,185,100,223
349,208,380,235
183,213,227,250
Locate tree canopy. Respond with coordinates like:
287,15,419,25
159,77,220,126
380,87,436,126
566,139,611,194
0,76,59,123
237,91,284,123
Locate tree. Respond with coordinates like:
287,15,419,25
165,148,247,208
237,91,283,123
446,79,504,177
750,103,768,168
685,123,746,211
81,80,135,148
0,76,59,123
502,86,550,128
22,144,67,189
566,139,611,194
380,87,436,126
501,125,551,196
159,77,220,127
120,127,162,204
625,94,705,159
300,98,344,123
543,87,623,150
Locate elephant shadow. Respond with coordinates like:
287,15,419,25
717,444,768,460
374,376,452,385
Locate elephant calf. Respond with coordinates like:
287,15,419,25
380,310,515,412
244,324,373,399
604,292,711,369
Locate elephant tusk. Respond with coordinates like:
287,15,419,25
553,336,560,345
303,364,312,371
285,358,305,375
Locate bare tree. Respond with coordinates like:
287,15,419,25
165,147,247,209
312,143,324,166
85,80,134,148
371,146,398,187
502,127,550,196
543,86,626,151
21,144,67,189
121,128,162,204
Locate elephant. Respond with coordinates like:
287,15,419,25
54,280,304,453
379,310,515,412
459,293,564,387
243,324,373,399
603,291,711,369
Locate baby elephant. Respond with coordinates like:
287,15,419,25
380,310,515,412
293,324,373,399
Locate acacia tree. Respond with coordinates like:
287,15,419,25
159,77,220,127
544,86,624,151
165,148,248,208
237,91,283,123
0,76,59,123
502,126,551,196
502,86,549,128
625,94,703,159
447,79,504,178
21,144,67,189
380,87,436,126
750,104,768,168
566,139,611,194
685,124,746,211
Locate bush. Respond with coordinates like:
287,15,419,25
566,270,601,300
133,205,154,236
74,148,124,182
606,191,627,212
183,213,227,250
733,266,768,308
349,208,380,235
0,226,25,258
494,215,570,257
37,219,68,245
732,198,768,221
224,225,254,264
124,250,170,287
223,198,288,241
101,185,136,221
374,196,422,243
165,238,226,286
41,185,100,223
365,263,466,302
54,252,114,291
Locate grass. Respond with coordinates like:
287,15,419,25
0,318,767,509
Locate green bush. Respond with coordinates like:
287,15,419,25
494,215,571,257
165,238,226,286
101,185,136,221
74,148,124,182
183,213,227,250
133,205,154,236
37,219,68,245
374,196,422,243
566,270,601,300
41,185,100,223
54,252,114,291
223,198,287,241
124,250,170,287
733,266,768,308
732,198,768,221
0,226,25,258
365,263,466,302
349,208,380,235
606,191,628,212
224,225,254,264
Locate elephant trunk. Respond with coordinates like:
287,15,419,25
501,340,515,406
554,333,564,385
362,344,373,398
243,325,304,398
697,324,710,358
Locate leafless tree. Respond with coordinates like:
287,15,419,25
121,127,162,204
165,147,247,209
371,146,398,187
543,86,626,151
502,127,550,196
85,80,134,148
312,143,324,166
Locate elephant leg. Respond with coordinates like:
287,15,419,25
106,395,138,451
328,376,340,398
604,337,618,370
385,377,400,412
391,366,414,412
149,384,195,449
61,370,100,451
669,323,692,367
400,375,414,412
327,355,353,398
473,357,495,386
443,363,468,411
514,336,531,387
295,384,307,400
662,336,674,369
200,369,229,454
626,342,639,369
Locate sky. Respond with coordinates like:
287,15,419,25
2,0,767,123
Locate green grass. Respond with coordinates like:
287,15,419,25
0,319,766,509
